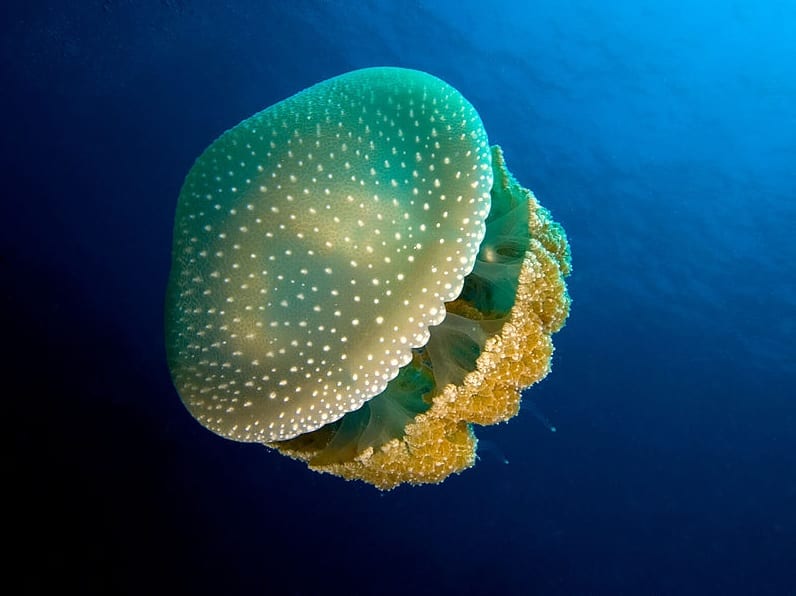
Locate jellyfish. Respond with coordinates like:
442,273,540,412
165,67,571,490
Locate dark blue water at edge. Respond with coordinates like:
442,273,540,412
3,1,794,594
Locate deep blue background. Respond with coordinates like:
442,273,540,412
4,1,794,594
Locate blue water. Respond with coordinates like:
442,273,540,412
4,1,794,594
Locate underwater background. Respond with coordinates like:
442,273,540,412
4,1,794,594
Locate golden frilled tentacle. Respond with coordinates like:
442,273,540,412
273,146,571,489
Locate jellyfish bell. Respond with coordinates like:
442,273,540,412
166,68,492,441
166,67,571,490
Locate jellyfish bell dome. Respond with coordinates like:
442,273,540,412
166,68,492,441
166,67,571,489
